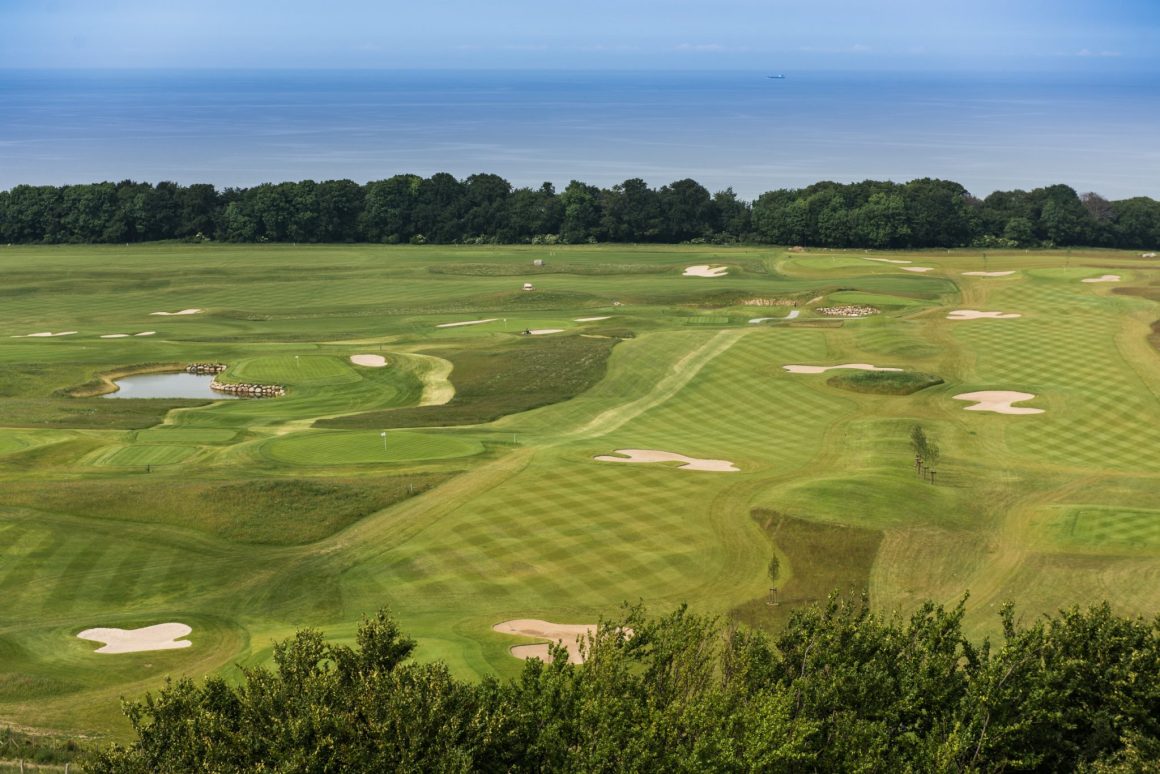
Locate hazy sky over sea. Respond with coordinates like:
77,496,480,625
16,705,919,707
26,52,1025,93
3,0,1158,71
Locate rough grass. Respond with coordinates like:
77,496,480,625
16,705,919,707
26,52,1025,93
0,475,451,545
825,370,944,395
318,335,618,429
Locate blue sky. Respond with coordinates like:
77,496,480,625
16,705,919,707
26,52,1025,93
3,0,1159,70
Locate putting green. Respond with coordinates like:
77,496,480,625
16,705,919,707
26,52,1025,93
262,430,485,465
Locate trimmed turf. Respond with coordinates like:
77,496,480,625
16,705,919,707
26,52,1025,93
0,243,1157,739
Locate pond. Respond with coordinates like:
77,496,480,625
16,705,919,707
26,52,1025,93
102,372,239,400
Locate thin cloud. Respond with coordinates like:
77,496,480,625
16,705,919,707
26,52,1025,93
1075,48,1121,57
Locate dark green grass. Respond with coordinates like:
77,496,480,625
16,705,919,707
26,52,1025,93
1062,507,1160,547
825,370,944,395
318,335,618,429
730,510,883,629
0,475,451,545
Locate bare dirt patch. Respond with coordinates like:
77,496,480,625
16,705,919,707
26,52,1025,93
77,623,192,654
953,390,1044,415
594,448,739,472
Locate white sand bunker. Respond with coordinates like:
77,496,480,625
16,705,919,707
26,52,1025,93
350,354,387,367
150,308,202,316
13,331,78,338
100,334,130,338
528,328,564,335
962,271,1015,277
77,622,192,654
749,310,800,324
862,257,911,264
494,620,596,664
947,310,1022,320
902,266,935,273
683,265,728,277
783,363,902,374
135,331,156,336
436,318,498,328
953,390,1044,415
594,449,739,472
574,316,611,322
1082,275,1121,283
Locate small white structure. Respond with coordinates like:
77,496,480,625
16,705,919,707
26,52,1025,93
522,283,535,291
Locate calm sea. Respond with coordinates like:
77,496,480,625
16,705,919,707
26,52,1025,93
1,69,1157,200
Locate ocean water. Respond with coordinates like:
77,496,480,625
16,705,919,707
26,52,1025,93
2,69,1157,200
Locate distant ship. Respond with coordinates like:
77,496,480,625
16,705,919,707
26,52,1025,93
767,74,786,79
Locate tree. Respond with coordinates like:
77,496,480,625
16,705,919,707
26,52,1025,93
910,425,940,469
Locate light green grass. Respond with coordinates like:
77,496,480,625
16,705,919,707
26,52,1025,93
0,243,1157,738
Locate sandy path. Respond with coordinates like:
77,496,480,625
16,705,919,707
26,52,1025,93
78,623,192,654
528,328,564,335
574,316,611,322
683,265,728,277
494,620,596,664
902,266,935,273
435,318,498,328
150,308,202,316
350,354,387,367
862,257,911,264
953,390,1044,415
1082,275,1121,283
962,271,1015,277
947,310,1022,320
783,363,902,374
595,449,739,472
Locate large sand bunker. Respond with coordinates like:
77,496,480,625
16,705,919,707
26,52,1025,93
574,316,611,322
594,449,739,472
494,620,596,664
527,328,564,335
862,257,911,264
947,310,1022,320
435,318,498,328
150,308,202,316
1082,275,1121,283
962,271,1015,277
783,363,903,374
902,266,935,273
953,390,1044,415
350,354,387,367
77,623,192,654
683,265,728,277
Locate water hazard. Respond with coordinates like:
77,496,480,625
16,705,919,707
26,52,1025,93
102,372,239,399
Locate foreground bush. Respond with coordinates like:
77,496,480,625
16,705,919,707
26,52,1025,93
90,601,1160,772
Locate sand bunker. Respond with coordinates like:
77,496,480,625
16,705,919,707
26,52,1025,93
594,449,739,472
150,308,202,316
77,623,192,654
350,354,387,367
962,271,1015,277
435,318,498,328
749,309,800,324
683,265,728,277
135,331,156,336
783,363,902,374
1082,275,1121,283
528,328,564,335
902,266,935,273
947,310,1022,320
862,257,911,264
953,390,1044,415
574,316,611,322
494,620,596,664
13,331,78,338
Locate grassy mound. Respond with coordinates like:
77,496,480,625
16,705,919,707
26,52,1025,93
825,370,943,395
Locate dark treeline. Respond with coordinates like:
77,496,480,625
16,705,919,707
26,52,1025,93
3,174,1159,249
91,601,1160,772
